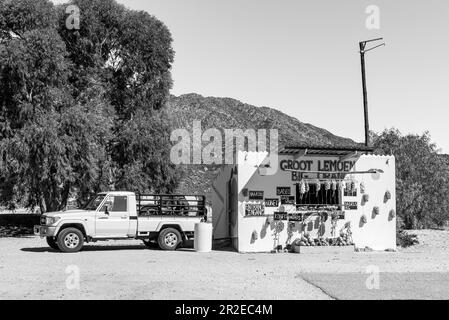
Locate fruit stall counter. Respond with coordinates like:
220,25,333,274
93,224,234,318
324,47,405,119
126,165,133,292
210,145,396,253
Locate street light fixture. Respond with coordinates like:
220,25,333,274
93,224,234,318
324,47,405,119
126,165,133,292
359,38,385,147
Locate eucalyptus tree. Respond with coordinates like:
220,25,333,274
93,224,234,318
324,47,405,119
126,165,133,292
0,0,179,212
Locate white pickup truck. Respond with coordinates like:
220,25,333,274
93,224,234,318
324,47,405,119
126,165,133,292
34,191,207,252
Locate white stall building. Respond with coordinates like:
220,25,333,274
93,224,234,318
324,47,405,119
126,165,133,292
210,145,396,252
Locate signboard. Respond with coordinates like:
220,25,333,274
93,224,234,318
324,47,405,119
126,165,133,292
280,159,356,181
248,190,264,200
280,196,295,205
274,212,287,220
264,198,279,207
344,201,358,210
245,203,265,216
344,188,357,197
273,212,302,221
276,187,291,196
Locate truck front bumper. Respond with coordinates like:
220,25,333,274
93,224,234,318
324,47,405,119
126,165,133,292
34,225,57,238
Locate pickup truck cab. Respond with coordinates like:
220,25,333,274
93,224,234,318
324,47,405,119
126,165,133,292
34,191,206,252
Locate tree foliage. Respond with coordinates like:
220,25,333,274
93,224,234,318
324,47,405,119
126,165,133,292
373,129,449,229
0,0,179,212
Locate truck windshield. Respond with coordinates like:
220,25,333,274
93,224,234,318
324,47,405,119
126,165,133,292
83,194,106,210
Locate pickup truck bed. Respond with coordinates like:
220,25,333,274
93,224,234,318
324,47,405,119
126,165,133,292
135,194,206,240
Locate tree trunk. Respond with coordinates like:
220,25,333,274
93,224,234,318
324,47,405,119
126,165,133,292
39,195,47,214
60,183,71,211
404,214,415,230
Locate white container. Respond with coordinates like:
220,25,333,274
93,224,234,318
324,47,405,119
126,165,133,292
194,222,213,252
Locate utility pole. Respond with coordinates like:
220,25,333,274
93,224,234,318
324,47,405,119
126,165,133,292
359,38,385,146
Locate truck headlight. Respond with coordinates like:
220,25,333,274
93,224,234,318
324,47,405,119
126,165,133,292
46,216,61,225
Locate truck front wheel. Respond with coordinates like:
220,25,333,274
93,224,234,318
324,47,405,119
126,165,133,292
46,237,59,250
57,228,84,253
158,228,182,250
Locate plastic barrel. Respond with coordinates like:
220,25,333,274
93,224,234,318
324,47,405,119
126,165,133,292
194,222,213,252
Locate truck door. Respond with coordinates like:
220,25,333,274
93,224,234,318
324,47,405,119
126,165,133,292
95,195,130,238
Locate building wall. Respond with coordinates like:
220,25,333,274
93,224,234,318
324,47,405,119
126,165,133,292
229,175,239,250
349,155,396,250
210,165,233,240
233,151,396,252
210,165,240,249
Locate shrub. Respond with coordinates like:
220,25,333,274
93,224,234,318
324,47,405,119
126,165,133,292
396,229,419,248
373,129,449,229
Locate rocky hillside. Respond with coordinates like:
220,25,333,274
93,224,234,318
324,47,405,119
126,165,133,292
167,93,360,196
168,94,356,147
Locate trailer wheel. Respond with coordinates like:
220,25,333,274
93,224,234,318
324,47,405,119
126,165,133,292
57,227,84,253
46,237,59,250
158,228,182,250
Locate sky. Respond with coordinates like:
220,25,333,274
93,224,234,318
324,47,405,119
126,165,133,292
55,0,449,153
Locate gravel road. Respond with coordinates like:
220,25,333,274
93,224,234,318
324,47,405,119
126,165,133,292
0,237,329,300
1,229,449,300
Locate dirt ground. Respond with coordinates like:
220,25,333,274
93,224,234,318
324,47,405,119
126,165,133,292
1,229,449,300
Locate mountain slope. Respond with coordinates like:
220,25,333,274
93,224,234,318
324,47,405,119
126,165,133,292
168,93,357,147
167,93,361,196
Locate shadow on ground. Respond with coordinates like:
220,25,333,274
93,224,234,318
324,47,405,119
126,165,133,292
21,244,147,253
19,237,235,253
21,243,236,253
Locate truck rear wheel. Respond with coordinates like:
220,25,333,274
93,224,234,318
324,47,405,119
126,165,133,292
57,227,84,253
158,228,182,250
46,237,59,250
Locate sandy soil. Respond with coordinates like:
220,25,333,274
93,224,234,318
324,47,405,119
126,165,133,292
0,230,448,300
0,237,329,300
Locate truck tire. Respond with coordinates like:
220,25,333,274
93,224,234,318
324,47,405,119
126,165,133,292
46,237,59,250
158,228,182,250
57,227,84,253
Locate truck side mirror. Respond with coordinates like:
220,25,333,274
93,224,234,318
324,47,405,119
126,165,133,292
104,204,110,215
